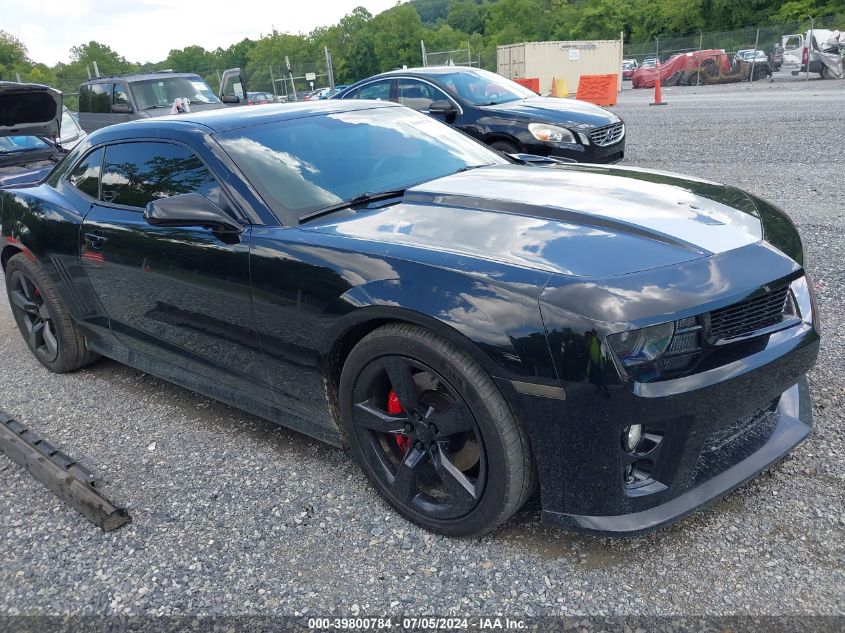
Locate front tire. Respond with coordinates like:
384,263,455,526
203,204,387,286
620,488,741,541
339,324,535,536
489,139,520,154
4,253,100,373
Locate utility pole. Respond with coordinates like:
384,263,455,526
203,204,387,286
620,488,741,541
697,30,703,86
749,28,760,82
269,65,278,99
806,16,815,81
324,47,335,90
286,56,297,101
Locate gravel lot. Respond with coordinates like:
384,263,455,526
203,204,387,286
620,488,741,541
1,77,843,622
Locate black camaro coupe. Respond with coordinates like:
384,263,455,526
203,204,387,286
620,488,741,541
1,90,819,536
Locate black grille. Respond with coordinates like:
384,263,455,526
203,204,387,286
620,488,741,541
589,122,625,147
709,284,790,341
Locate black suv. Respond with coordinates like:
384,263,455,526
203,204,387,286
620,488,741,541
334,67,624,163
77,69,246,132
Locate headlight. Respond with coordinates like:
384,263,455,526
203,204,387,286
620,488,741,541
608,322,675,367
790,275,817,329
528,122,576,144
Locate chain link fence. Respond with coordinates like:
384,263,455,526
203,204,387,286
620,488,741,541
623,13,845,82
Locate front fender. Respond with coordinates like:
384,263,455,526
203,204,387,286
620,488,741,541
335,272,558,382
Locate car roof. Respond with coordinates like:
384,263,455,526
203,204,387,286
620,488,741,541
81,71,204,85
89,100,402,138
375,65,482,78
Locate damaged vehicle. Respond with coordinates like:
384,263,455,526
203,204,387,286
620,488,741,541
0,101,819,537
783,29,845,79
0,82,86,186
632,49,770,88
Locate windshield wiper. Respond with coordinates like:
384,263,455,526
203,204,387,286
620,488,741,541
142,104,172,111
298,189,407,223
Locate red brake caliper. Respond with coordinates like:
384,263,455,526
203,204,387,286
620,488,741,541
388,390,411,452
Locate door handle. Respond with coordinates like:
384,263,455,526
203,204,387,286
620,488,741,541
85,232,108,250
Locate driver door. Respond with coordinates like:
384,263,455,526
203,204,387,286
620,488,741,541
78,139,274,399
220,68,247,105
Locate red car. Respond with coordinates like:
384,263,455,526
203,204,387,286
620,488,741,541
631,50,731,88
622,59,638,80
246,91,273,105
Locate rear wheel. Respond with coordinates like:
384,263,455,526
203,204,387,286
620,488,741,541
339,324,535,536
4,253,99,372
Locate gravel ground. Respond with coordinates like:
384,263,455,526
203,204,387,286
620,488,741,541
1,78,844,622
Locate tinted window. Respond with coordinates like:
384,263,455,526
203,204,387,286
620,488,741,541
85,83,113,113
78,85,91,112
68,148,104,198
357,80,391,101
216,107,505,220
113,84,130,106
396,79,451,111
101,142,222,209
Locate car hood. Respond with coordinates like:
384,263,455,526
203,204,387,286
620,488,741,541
0,81,62,139
480,96,619,129
306,164,765,278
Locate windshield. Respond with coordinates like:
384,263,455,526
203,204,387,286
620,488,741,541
437,68,536,106
216,106,506,222
131,76,220,110
0,136,51,154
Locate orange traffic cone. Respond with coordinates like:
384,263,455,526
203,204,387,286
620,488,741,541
650,63,667,106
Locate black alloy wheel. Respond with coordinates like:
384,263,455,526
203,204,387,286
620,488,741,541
8,268,59,364
4,253,100,373
350,354,486,520
339,324,535,536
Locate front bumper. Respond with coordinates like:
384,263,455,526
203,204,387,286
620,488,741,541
542,377,812,535
500,319,819,536
522,137,624,164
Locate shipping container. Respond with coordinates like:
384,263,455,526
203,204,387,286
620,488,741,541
497,38,624,96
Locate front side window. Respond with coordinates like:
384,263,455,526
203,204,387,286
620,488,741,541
396,79,452,111
356,80,392,101
68,147,104,198
130,76,220,111
100,142,222,209
216,106,506,222
61,109,81,137
113,84,130,106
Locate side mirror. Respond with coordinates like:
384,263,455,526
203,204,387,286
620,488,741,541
428,100,458,116
144,193,243,234
221,94,240,104
111,103,133,114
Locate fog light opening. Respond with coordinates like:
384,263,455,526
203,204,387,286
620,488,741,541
623,424,643,453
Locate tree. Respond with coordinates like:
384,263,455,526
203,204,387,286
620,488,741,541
69,41,136,76
371,4,424,71
447,0,485,34
163,45,215,74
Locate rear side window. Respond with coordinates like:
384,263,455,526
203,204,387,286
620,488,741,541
68,148,104,198
80,83,112,113
100,142,223,209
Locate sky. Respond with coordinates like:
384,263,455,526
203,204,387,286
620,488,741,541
1,0,401,65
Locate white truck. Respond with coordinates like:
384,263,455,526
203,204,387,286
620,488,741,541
782,29,844,79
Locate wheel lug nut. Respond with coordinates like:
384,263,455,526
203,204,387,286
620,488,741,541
404,423,413,434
